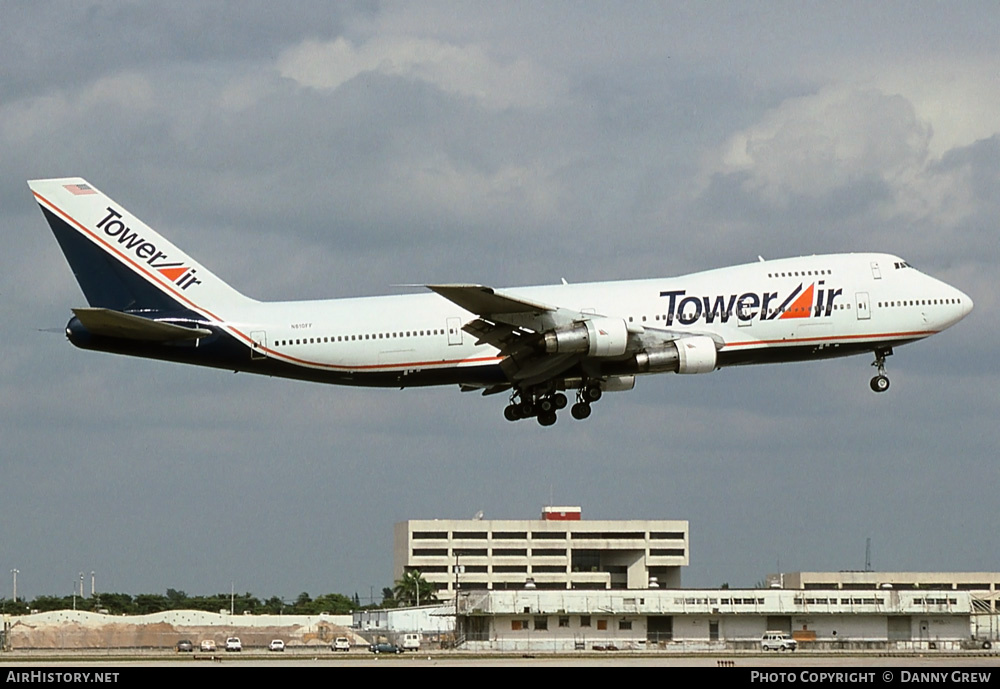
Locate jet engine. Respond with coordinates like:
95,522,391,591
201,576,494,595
634,335,717,374
542,318,629,357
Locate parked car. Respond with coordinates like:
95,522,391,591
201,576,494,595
369,642,403,654
332,637,350,652
176,639,193,652
199,639,217,652
268,639,285,652
761,631,797,651
225,637,242,652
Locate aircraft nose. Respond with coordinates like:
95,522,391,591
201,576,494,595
960,290,973,318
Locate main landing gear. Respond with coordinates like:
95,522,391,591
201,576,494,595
504,384,603,426
870,347,893,393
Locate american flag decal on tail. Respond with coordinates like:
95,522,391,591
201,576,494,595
64,183,96,195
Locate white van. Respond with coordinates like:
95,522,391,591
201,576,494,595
401,633,421,651
761,631,797,651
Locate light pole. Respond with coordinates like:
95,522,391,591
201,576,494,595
11,569,19,604
453,556,464,641
79,572,84,598
90,572,95,597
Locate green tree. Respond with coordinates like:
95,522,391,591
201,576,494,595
165,589,188,607
30,595,72,612
134,594,170,615
392,570,437,607
311,593,355,614
380,587,398,608
261,596,286,614
97,593,134,615
0,597,29,615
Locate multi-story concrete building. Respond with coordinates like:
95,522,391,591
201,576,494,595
394,506,688,594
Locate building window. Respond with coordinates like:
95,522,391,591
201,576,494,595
558,616,570,628
511,620,527,631
619,620,632,630
651,532,685,539
534,617,548,631
597,619,608,631
493,548,527,556
493,532,527,539
580,616,591,627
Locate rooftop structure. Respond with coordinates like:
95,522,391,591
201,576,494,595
770,572,1000,612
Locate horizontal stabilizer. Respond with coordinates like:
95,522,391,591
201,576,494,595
71,308,212,342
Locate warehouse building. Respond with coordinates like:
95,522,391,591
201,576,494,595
454,588,978,652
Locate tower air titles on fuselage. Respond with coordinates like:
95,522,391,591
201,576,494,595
659,282,843,325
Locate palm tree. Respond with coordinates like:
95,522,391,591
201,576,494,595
392,570,437,606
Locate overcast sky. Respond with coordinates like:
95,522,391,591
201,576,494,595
2,1,997,603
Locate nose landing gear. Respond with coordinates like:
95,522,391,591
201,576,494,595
870,348,893,393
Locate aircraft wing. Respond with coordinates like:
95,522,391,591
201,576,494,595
72,308,212,342
426,284,579,333
428,283,726,389
427,284,592,386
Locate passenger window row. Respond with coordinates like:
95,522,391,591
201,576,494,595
878,298,961,308
275,328,444,347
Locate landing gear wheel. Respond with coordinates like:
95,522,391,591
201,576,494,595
519,401,536,417
538,397,556,413
504,405,520,421
583,385,602,402
870,375,890,393
571,402,591,420
869,348,892,393
553,393,568,410
537,411,557,426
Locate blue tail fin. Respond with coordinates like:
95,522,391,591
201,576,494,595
29,178,254,316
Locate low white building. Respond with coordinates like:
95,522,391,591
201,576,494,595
455,588,977,652
353,604,454,635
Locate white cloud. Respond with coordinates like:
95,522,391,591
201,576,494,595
840,57,1000,159
276,36,564,109
709,85,932,208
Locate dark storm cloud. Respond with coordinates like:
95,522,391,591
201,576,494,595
0,1,359,100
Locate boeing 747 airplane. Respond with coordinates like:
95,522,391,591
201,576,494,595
30,177,973,426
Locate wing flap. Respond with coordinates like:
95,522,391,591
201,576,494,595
72,307,212,342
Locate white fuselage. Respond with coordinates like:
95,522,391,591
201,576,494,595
231,253,970,382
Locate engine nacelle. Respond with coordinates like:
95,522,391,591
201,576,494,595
674,335,718,374
543,317,629,357
634,335,718,374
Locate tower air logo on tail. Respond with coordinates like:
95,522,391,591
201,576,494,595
95,207,202,290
